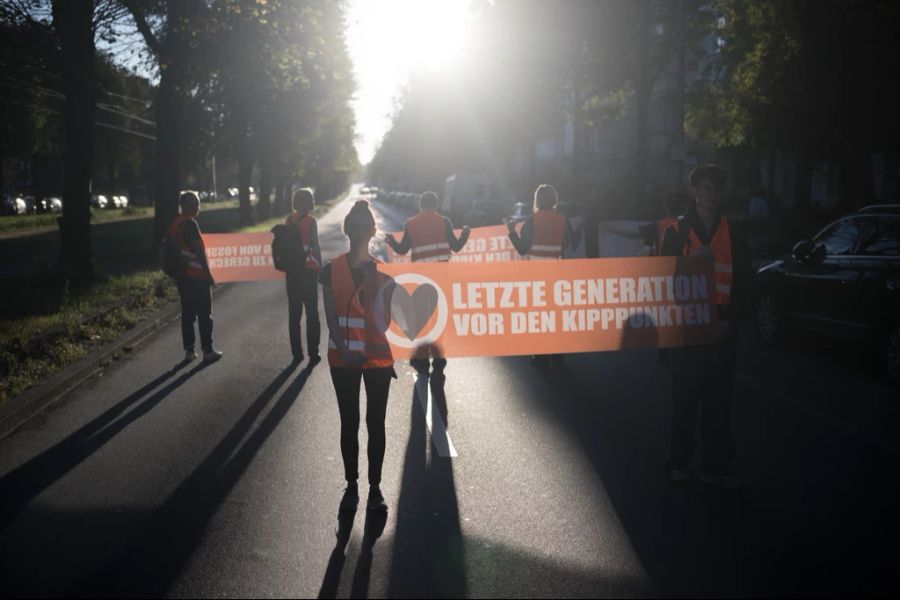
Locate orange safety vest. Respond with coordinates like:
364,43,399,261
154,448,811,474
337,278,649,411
326,253,394,369
406,211,451,262
528,209,567,260
287,212,320,270
672,214,733,306
167,214,206,279
656,216,678,255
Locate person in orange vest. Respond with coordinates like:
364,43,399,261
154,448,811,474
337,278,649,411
507,184,576,261
384,190,470,375
284,188,323,364
507,184,576,367
167,191,222,363
597,190,690,256
660,164,748,489
320,200,396,513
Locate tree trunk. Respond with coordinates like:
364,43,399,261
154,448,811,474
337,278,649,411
152,1,193,248
53,0,96,286
571,41,585,189
793,143,813,216
635,0,651,214
257,158,272,220
0,101,6,198
273,169,286,215
238,135,254,226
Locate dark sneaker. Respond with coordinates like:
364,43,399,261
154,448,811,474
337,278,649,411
339,482,359,513
184,350,198,362
309,354,322,366
669,467,692,484
367,486,388,513
699,469,741,489
203,349,223,363
292,352,304,364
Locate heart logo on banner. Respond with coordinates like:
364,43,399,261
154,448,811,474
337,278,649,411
391,284,439,341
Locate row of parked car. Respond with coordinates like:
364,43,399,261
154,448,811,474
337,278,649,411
754,204,900,382
90,195,130,209
2,196,64,216
1,193,137,216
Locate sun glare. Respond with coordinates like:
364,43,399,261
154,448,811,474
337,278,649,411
348,0,473,163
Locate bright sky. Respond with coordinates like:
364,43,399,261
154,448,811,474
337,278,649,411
346,0,473,165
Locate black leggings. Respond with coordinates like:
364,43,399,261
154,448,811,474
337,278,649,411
330,367,394,486
286,269,320,357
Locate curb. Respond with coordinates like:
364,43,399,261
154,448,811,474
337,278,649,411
0,284,225,441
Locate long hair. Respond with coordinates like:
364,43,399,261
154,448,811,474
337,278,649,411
533,184,558,211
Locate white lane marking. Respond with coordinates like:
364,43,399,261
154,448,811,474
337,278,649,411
412,374,458,458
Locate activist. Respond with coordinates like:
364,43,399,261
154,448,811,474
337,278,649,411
660,164,749,489
507,184,578,260
167,191,222,364
384,190,470,375
320,200,397,513
284,188,323,364
507,184,575,366
598,190,690,256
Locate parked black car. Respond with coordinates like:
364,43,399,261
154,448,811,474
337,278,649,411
755,205,900,381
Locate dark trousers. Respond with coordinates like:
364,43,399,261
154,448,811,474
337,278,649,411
176,277,213,352
286,269,320,357
669,337,737,471
330,367,394,486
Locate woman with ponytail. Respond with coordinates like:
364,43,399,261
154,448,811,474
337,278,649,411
319,200,396,513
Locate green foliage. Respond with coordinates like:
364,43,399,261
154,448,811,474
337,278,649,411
0,270,176,406
684,0,800,149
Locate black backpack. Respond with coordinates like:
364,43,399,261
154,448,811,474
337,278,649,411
270,223,307,273
159,230,186,278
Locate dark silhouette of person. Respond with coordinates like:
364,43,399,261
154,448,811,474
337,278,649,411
659,164,749,489
384,190,469,375
320,200,397,513
284,187,323,363
166,191,222,363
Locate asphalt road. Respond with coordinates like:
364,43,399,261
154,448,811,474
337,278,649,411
1,186,898,598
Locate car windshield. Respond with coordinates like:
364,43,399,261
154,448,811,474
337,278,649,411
814,218,860,256
857,216,900,256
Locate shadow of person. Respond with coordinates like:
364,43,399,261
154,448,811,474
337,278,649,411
429,371,449,429
0,361,209,530
387,378,466,598
72,364,311,597
348,510,388,599
317,511,357,599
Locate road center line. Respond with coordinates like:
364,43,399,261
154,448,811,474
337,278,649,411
412,374,458,458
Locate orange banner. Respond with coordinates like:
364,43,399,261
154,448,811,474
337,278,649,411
371,256,718,358
386,224,525,264
203,232,283,282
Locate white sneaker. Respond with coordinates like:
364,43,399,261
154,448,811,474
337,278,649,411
184,350,198,362
203,349,223,363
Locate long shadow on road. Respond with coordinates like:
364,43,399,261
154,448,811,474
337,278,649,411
71,361,317,597
524,349,900,597
387,373,467,598
385,371,654,598
0,360,206,531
